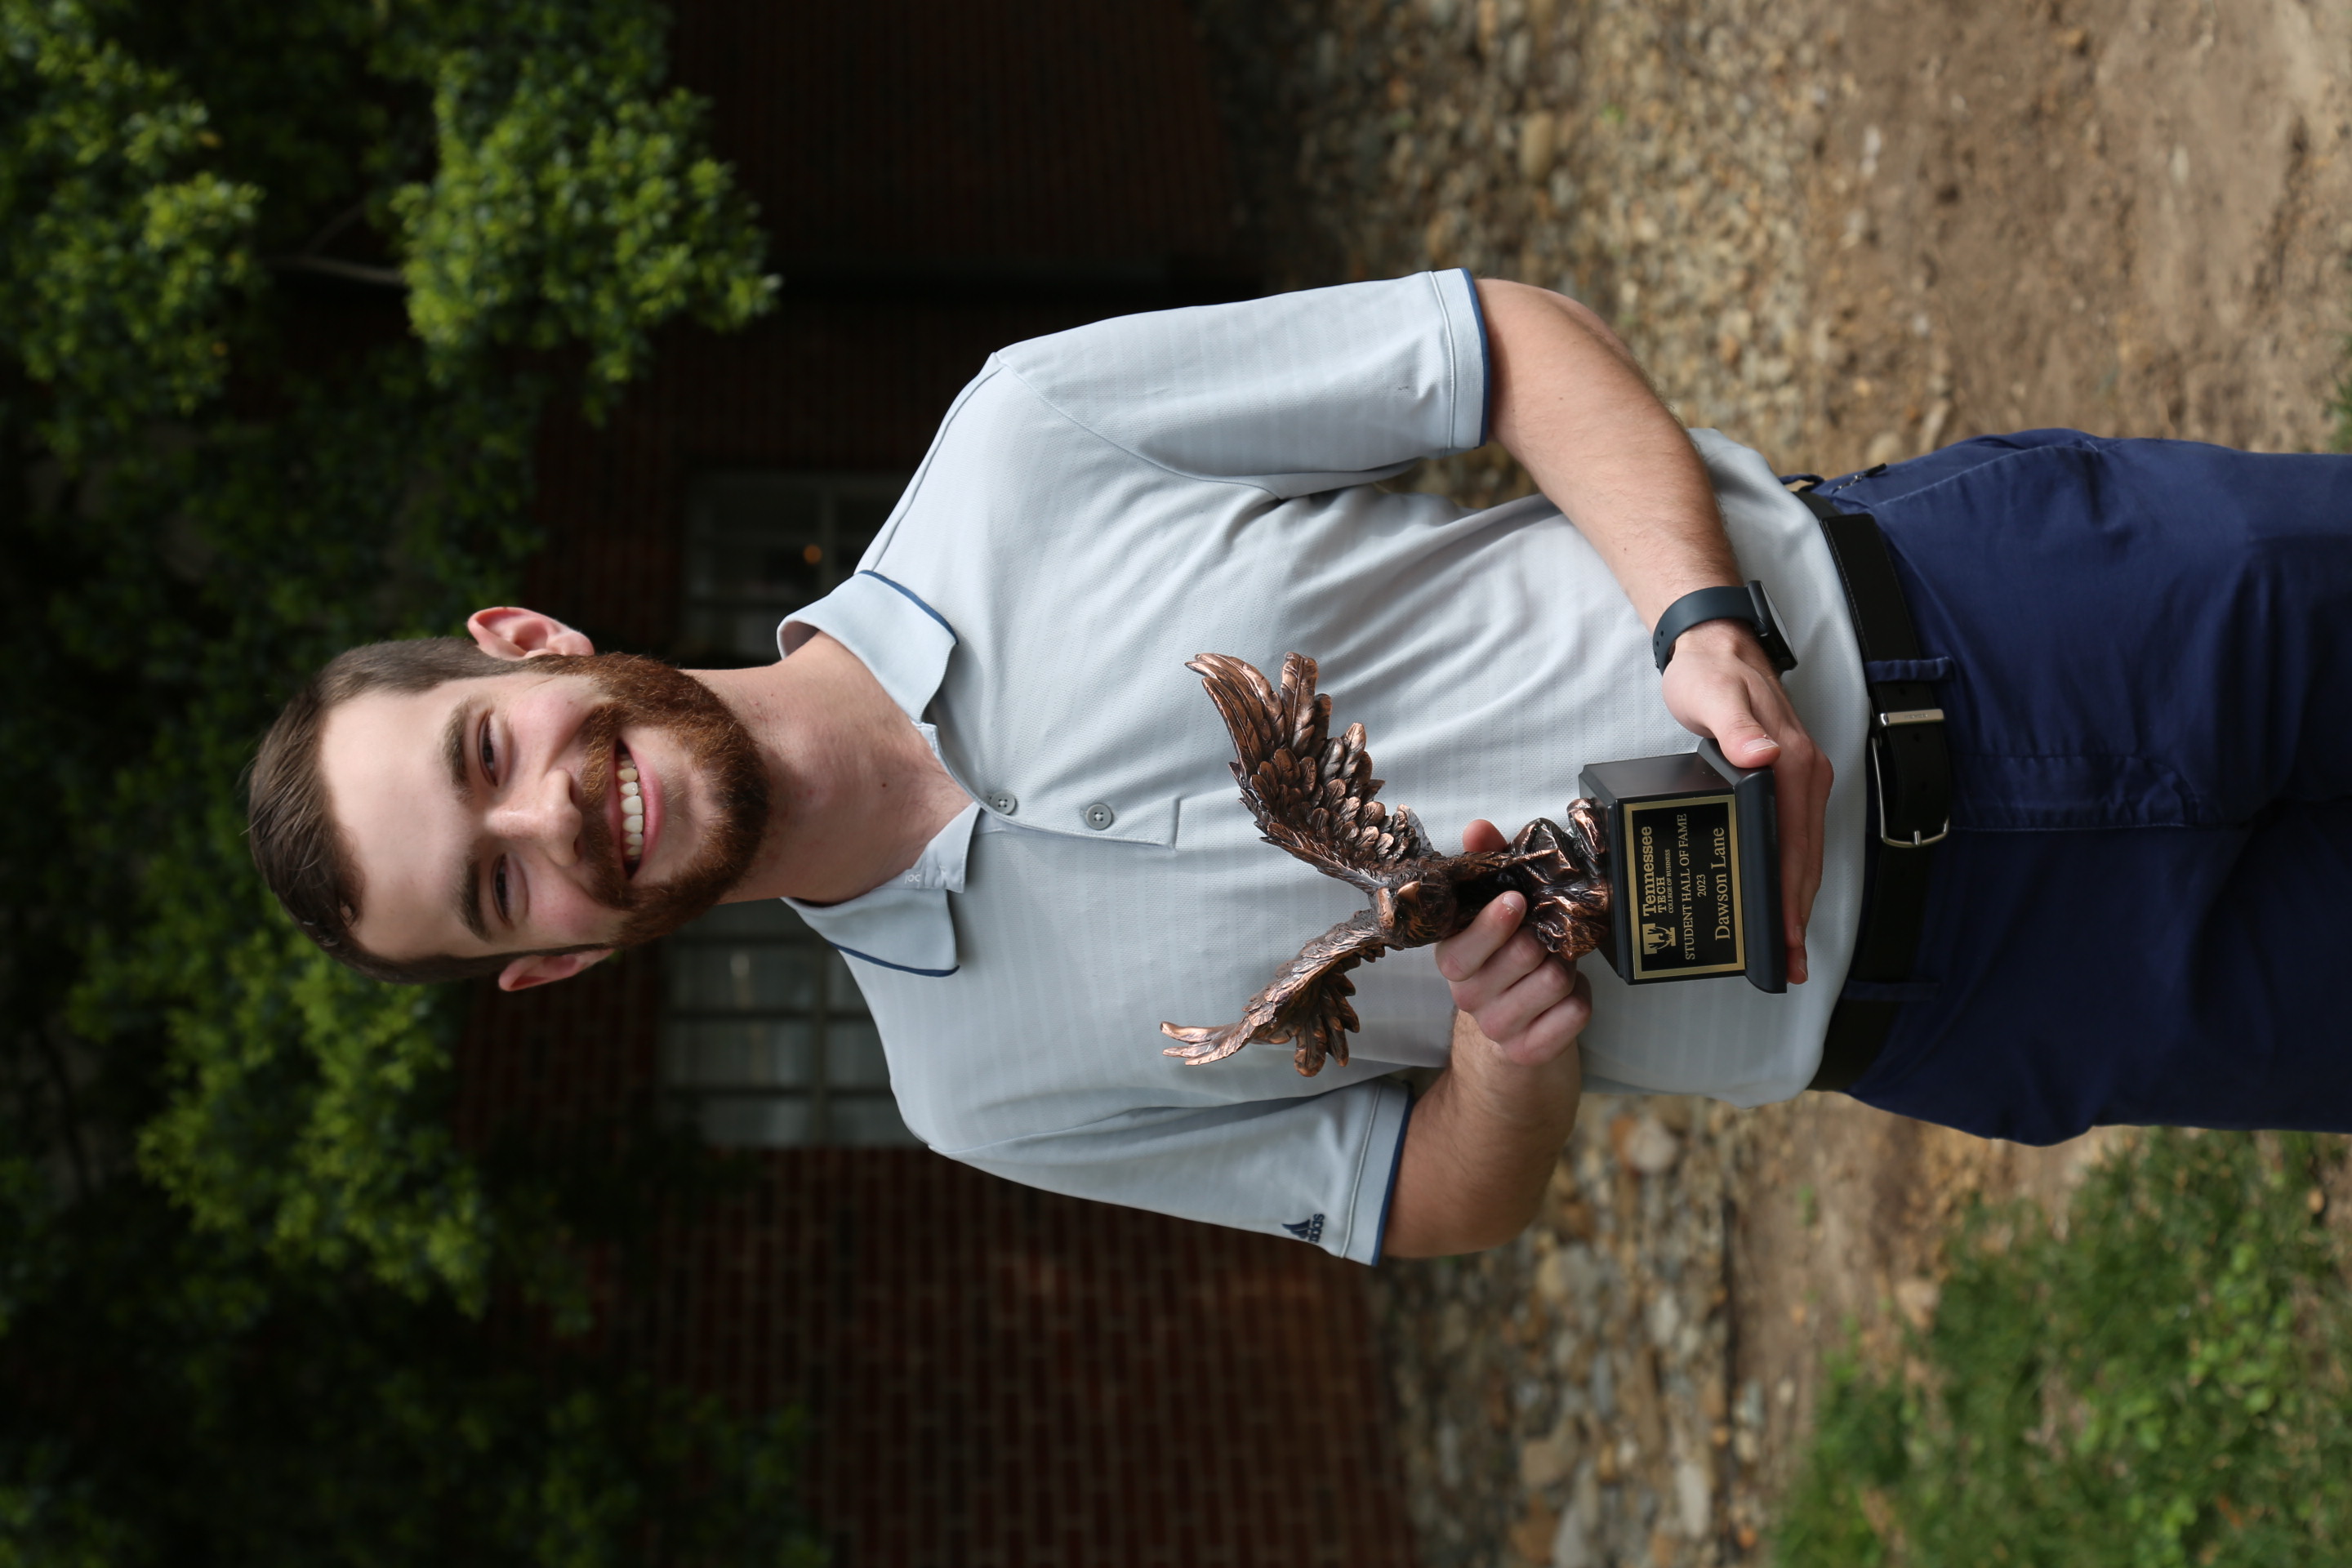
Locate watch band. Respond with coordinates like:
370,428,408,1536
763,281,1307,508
1651,581,1797,674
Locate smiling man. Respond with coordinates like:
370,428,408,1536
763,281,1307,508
251,270,2352,1263
256,627,974,984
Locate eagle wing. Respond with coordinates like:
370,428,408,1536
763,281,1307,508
1160,909,1389,1077
1185,652,1435,893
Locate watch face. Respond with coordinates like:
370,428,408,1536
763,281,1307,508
1748,581,1797,671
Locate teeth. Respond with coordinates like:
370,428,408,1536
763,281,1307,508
618,745,644,869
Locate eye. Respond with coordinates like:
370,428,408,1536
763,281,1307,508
492,858,511,922
478,715,497,784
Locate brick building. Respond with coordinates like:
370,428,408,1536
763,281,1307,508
454,4,1418,1562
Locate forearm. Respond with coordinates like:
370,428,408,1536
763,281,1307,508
1475,276,1832,981
1383,1012,1583,1258
1477,277,1740,626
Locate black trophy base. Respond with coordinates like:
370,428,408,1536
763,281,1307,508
1577,740,1785,994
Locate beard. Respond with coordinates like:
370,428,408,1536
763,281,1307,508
528,652,771,947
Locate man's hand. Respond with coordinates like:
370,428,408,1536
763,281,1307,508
1435,821,1592,1061
1382,822,1588,1258
1659,620,1832,985
1477,277,1830,984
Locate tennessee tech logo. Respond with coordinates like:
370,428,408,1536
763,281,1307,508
1641,921,1680,956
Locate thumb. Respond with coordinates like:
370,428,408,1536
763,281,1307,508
1710,706,1781,769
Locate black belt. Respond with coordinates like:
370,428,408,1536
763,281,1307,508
1791,484,1950,1092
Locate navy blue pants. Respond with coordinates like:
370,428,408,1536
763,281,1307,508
1815,430,2352,1144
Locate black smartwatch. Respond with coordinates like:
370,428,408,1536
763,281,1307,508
1651,581,1798,675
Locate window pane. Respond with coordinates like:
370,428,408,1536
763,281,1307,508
662,1020,817,1088
826,951,871,1015
829,1094,921,1147
702,478,821,535
708,541,823,604
667,942,820,1013
695,1094,815,1147
728,608,786,661
828,1019,891,1089
686,902,810,939
677,606,733,660
834,492,894,553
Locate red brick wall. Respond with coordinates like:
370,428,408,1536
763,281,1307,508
459,967,1418,1566
638,1152,1410,1568
673,0,1237,265
452,953,665,1145
457,5,1419,1561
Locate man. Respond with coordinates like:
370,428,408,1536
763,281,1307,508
249,271,2352,1263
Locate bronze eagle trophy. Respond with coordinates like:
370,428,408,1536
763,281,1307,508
1160,652,1615,1078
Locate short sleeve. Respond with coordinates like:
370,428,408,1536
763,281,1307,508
991,270,1490,497
925,1077,1414,1266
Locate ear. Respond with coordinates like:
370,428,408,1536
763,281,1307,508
497,948,613,991
468,607,597,661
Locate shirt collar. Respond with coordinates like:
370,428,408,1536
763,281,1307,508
782,802,977,978
780,568,956,723
776,573,966,977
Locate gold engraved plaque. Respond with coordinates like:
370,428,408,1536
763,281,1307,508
1580,740,1784,993
1623,795,1744,979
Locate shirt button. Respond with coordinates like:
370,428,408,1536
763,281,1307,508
986,791,1018,815
1082,801,1116,831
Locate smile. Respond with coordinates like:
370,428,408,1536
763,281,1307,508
618,742,644,874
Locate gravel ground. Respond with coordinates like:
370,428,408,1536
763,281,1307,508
1375,1094,1766,1567
1200,0,1822,504
1190,2,2352,1565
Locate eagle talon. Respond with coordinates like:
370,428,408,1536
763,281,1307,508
1158,1022,1254,1065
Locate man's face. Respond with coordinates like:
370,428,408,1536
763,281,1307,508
318,653,769,978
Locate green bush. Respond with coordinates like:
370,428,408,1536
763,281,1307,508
0,1,821,1559
1775,1130,2352,1568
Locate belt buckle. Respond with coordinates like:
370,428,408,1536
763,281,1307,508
1869,731,1950,849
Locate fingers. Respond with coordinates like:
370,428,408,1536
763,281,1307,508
1460,817,1508,854
1434,892,1588,1066
1768,723,1830,987
1435,890,1525,984
1460,960,1590,1069
1478,953,1584,1054
1762,728,1826,987
1510,966,1593,1067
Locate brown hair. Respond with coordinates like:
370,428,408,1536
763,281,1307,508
247,638,603,985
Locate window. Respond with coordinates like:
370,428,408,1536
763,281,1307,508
675,470,906,666
661,470,919,1147
662,900,918,1147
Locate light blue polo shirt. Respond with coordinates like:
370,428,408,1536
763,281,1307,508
782,270,1869,1263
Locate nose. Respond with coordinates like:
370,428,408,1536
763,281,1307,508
488,764,583,866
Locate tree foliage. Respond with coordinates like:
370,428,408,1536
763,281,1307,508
390,0,776,399
0,1,813,1559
